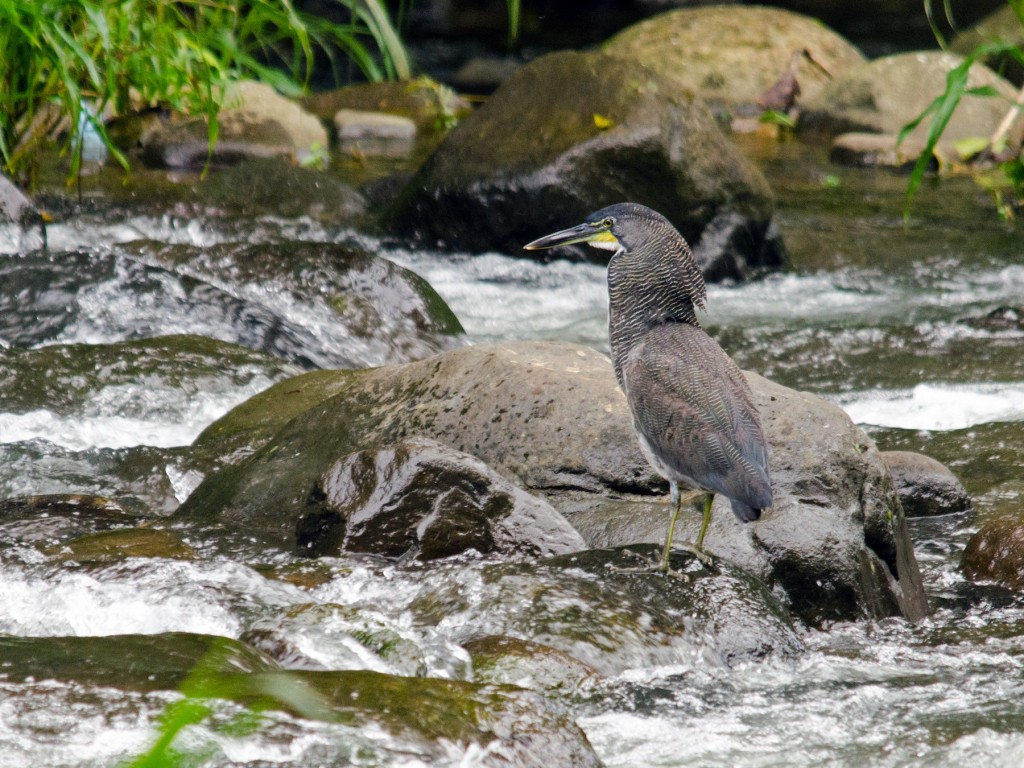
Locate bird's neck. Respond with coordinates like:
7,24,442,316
607,242,706,387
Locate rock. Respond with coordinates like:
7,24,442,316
334,110,417,157
0,494,137,547
880,451,972,517
298,436,587,559
960,305,1024,331
387,50,783,279
412,546,804,671
0,172,46,253
952,5,1024,87
178,340,928,627
242,602,446,676
179,342,649,545
799,52,1024,159
451,56,524,92
141,80,329,169
0,244,463,369
301,79,472,133
0,632,602,764
829,132,929,169
962,513,1024,590
0,632,276,691
603,6,866,116
45,527,195,563
464,635,599,695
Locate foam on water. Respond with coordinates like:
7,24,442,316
835,381,1024,430
0,558,302,638
0,377,278,450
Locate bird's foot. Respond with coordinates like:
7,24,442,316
606,546,713,578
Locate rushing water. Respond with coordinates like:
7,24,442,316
1,139,1023,766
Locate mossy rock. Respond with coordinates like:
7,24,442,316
388,50,782,279
604,5,866,115
45,526,195,563
465,635,599,695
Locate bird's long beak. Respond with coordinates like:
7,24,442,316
523,223,618,251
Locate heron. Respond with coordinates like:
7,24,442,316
524,202,772,571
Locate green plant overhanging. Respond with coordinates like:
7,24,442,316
903,1,1024,220
0,0,410,184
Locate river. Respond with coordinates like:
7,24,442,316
1,138,1022,766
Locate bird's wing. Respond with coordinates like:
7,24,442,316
622,323,772,509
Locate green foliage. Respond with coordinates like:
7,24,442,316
0,0,409,183
904,1,1024,221
122,638,333,768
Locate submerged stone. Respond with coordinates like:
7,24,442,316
46,527,196,563
411,546,804,672
962,513,1024,591
465,635,600,696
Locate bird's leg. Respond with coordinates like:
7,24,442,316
671,492,715,569
695,492,714,552
658,482,683,572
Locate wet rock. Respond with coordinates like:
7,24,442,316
411,546,804,671
179,343,655,540
179,340,927,626
799,52,1024,158
451,56,523,92
0,632,276,691
962,513,1024,590
880,450,972,518
0,494,141,547
242,602,444,676
140,80,329,169
298,437,586,559
388,50,783,279
603,6,866,117
465,635,599,695
960,305,1024,332
0,244,463,369
334,110,417,157
0,632,601,765
0,172,46,253
217,668,602,766
45,526,195,563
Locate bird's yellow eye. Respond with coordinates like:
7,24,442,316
601,217,614,229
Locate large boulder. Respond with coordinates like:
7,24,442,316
603,5,866,116
798,52,1024,158
387,50,783,280
178,341,928,627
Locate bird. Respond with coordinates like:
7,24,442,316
524,202,772,571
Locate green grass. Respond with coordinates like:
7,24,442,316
0,0,410,184
903,1,1024,220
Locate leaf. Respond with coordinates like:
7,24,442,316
953,135,990,161
593,113,614,129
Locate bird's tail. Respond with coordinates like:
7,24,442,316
729,497,763,523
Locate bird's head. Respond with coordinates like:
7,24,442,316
523,202,661,256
